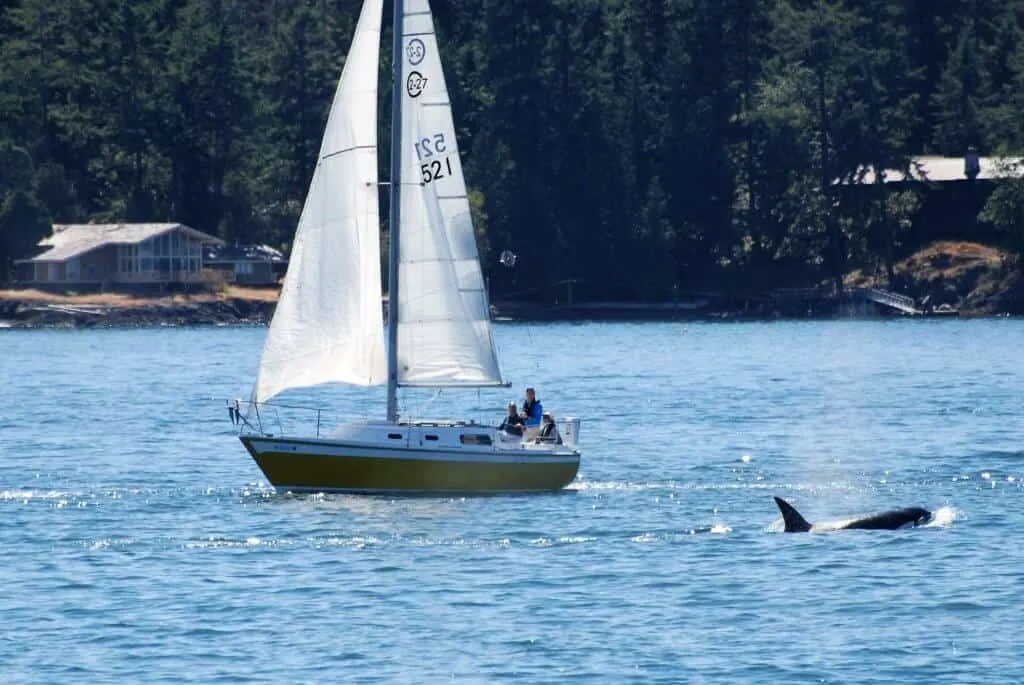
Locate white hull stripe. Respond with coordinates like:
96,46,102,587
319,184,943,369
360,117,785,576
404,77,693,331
243,436,579,465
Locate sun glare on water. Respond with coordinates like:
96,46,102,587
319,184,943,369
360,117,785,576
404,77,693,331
925,506,958,528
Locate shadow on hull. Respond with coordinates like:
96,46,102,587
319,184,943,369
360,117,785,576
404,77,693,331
241,436,580,495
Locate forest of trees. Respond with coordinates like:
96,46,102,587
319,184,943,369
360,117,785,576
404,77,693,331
1,0,1022,298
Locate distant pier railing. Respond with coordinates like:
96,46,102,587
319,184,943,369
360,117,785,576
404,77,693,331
858,288,922,315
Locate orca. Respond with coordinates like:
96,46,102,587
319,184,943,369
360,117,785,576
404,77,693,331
774,496,932,533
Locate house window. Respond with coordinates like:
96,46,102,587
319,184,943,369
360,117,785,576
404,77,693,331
189,241,202,268
237,261,254,276
66,258,79,280
138,240,153,269
118,245,136,273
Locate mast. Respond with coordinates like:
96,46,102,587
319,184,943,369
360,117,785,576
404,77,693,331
386,0,403,422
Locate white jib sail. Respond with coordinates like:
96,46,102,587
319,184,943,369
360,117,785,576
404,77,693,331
395,0,504,387
254,0,387,403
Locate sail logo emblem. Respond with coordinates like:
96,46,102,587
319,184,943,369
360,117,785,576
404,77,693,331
406,38,426,66
406,71,428,98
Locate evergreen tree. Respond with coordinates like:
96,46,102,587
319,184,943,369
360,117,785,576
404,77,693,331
0,142,51,279
932,19,986,154
158,0,251,236
759,0,864,291
0,0,1022,292
977,1,1024,149
841,0,920,282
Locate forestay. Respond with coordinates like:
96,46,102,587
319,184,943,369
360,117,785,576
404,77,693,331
395,0,504,388
254,0,387,403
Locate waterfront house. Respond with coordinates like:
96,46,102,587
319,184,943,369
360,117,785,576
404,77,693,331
16,223,224,285
203,243,287,285
843,153,1024,186
839,153,1024,244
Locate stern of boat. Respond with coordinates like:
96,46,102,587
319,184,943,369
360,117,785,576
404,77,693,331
561,416,581,448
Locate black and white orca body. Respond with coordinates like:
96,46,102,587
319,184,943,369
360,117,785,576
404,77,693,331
774,496,932,533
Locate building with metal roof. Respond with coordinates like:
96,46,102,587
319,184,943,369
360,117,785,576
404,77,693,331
844,154,1023,185
837,153,1024,248
16,223,225,285
204,243,287,285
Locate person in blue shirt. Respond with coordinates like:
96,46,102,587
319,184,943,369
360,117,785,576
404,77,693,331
520,387,543,430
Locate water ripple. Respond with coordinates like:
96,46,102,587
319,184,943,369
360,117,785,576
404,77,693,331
1,322,1023,682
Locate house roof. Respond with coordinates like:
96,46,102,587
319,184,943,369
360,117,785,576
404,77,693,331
19,223,224,263
846,155,1024,185
205,243,286,263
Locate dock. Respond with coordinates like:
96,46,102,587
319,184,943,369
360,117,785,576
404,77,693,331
859,288,922,315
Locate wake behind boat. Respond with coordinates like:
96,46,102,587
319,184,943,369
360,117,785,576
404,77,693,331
230,0,581,494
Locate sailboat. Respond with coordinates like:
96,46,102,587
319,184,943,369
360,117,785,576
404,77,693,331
233,0,582,494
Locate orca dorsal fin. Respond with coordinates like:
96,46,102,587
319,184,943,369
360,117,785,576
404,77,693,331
774,497,813,532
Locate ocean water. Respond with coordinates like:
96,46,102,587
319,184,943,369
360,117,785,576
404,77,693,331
1,320,1023,683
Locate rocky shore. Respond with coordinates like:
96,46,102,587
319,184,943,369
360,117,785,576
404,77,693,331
1,242,1021,328
0,287,279,329
0,296,276,328
843,241,1024,316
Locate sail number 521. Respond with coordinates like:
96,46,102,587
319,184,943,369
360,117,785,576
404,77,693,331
421,158,453,184
415,133,452,184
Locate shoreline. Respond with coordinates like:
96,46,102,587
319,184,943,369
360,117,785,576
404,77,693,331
0,290,1017,329
3,242,1020,328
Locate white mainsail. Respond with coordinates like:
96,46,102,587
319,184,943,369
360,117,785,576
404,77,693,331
395,0,504,387
254,0,387,403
